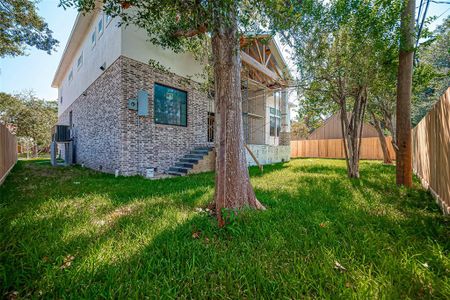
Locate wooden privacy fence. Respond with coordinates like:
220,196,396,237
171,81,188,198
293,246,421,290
412,88,450,214
0,124,18,185
291,136,395,160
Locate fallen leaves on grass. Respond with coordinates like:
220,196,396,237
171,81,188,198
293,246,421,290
60,255,75,270
334,261,347,272
192,231,201,239
5,291,18,300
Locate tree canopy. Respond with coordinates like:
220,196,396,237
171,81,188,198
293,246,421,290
0,92,57,150
0,0,58,57
412,16,450,125
271,0,402,178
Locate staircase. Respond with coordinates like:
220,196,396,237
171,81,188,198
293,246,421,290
167,146,214,176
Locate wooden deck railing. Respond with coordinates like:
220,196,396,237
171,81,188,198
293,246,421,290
0,124,18,185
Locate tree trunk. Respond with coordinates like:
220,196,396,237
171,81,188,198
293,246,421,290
396,0,414,187
383,112,398,158
370,111,393,164
211,14,264,226
340,88,367,178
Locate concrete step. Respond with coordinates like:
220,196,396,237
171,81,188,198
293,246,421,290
194,146,214,151
168,166,190,174
167,171,184,176
180,158,199,164
190,149,209,155
184,154,204,160
175,162,194,168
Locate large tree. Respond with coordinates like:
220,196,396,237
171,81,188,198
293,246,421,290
0,91,58,156
395,0,415,187
0,0,58,57
60,0,293,225
272,0,401,178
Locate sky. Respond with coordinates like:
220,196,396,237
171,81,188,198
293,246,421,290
0,1,449,101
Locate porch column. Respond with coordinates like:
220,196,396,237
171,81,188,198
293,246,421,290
279,90,290,146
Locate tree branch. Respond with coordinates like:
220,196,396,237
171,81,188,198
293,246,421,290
173,24,207,37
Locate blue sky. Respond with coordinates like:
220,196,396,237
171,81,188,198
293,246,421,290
0,1,448,101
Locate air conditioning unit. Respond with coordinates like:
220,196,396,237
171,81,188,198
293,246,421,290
53,125,71,142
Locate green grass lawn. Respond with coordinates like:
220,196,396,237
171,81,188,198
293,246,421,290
0,159,449,299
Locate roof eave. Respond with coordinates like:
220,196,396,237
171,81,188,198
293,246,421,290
51,10,99,88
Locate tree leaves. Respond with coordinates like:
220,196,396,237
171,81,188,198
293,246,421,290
0,92,57,149
0,0,58,57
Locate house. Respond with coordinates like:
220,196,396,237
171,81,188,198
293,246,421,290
52,10,292,177
307,112,379,140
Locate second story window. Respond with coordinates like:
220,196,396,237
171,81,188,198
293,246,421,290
77,52,83,69
98,16,104,36
106,14,112,26
91,31,96,47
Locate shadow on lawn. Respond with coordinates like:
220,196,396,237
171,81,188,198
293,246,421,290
56,176,448,298
1,159,449,298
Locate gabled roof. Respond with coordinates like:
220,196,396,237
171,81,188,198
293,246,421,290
239,35,292,89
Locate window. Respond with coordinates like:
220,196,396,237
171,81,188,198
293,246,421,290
269,107,281,137
154,83,187,126
270,116,276,137
91,30,96,47
60,96,63,104
77,52,83,69
105,14,112,26
68,70,73,82
98,16,104,36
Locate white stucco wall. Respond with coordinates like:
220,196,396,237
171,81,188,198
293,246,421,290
121,24,206,83
58,13,122,117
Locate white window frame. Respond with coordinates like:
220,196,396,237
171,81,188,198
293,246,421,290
77,52,83,70
269,107,281,137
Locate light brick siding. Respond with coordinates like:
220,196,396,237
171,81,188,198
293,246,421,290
119,56,210,175
59,56,211,176
59,58,123,173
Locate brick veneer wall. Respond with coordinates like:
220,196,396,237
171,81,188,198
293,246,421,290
119,56,211,175
59,58,123,173
59,56,211,176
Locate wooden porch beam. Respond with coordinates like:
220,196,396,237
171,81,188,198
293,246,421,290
254,40,263,63
241,51,281,83
265,53,272,66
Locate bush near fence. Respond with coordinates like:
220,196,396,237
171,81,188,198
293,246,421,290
291,136,395,160
0,124,18,185
412,88,450,214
